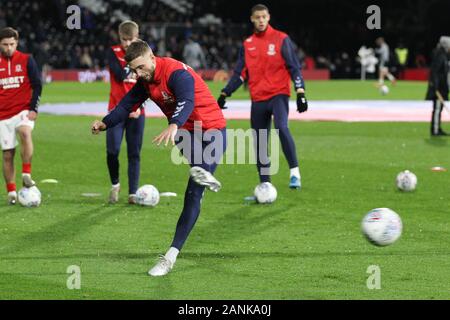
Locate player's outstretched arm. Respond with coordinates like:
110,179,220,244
102,80,148,128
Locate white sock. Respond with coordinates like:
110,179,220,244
22,173,31,177
290,167,300,179
378,79,384,85
8,191,17,196
165,247,179,264
112,183,120,189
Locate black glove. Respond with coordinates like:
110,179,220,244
217,93,227,109
296,92,308,113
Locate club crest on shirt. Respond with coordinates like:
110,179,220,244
15,64,22,72
267,44,276,56
161,91,175,104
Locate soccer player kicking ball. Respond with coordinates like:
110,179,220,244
375,37,396,89
91,40,227,276
218,4,308,190
106,21,145,204
0,28,42,204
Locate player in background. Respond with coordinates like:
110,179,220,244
217,4,307,189
375,37,396,88
106,21,145,204
92,40,227,276
0,27,42,205
426,36,450,136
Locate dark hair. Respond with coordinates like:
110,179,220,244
124,39,151,62
251,4,269,15
0,27,19,41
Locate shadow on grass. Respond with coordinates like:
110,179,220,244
424,137,449,147
190,202,293,246
3,249,449,262
0,205,123,255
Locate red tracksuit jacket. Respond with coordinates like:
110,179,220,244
103,57,226,131
223,24,305,102
242,25,291,101
0,50,39,120
107,45,141,112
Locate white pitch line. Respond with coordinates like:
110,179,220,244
38,100,450,122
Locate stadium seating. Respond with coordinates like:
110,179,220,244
0,0,439,79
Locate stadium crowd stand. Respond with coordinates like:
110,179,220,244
1,0,448,80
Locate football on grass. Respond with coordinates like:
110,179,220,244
136,185,160,207
254,182,277,204
396,170,417,192
18,186,41,207
361,208,402,246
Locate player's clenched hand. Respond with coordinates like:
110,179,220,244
217,92,227,109
91,120,107,134
129,108,141,119
153,123,178,146
27,111,38,121
296,92,308,113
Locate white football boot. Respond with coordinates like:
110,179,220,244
109,184,120,204
22,173,36,187
8,191,17,205
148,255,174,277
190,166,221,192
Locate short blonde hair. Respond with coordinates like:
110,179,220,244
118,21,139,37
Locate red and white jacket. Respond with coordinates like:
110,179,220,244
223,24,305,102
103,57,226,131
107,45,143,114
0,50,42,120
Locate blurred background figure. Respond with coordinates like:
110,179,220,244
395,41,409,79
358,46,378,80
425,36,450,136
182,35,207,70
375,37,396,87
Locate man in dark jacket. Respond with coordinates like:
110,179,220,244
426,36,450,136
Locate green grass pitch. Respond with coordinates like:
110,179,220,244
40,80,429,103
1,80,449,299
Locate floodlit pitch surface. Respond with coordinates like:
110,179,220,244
0,80,449,299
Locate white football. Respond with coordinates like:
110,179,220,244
254,182,277,204
361,208,402,246
136,184,160,207
380,84,389,95
396,170,417,192
18,186,41,207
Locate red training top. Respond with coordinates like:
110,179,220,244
143,57,226,131
241,25,292,101
0,50,34,120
